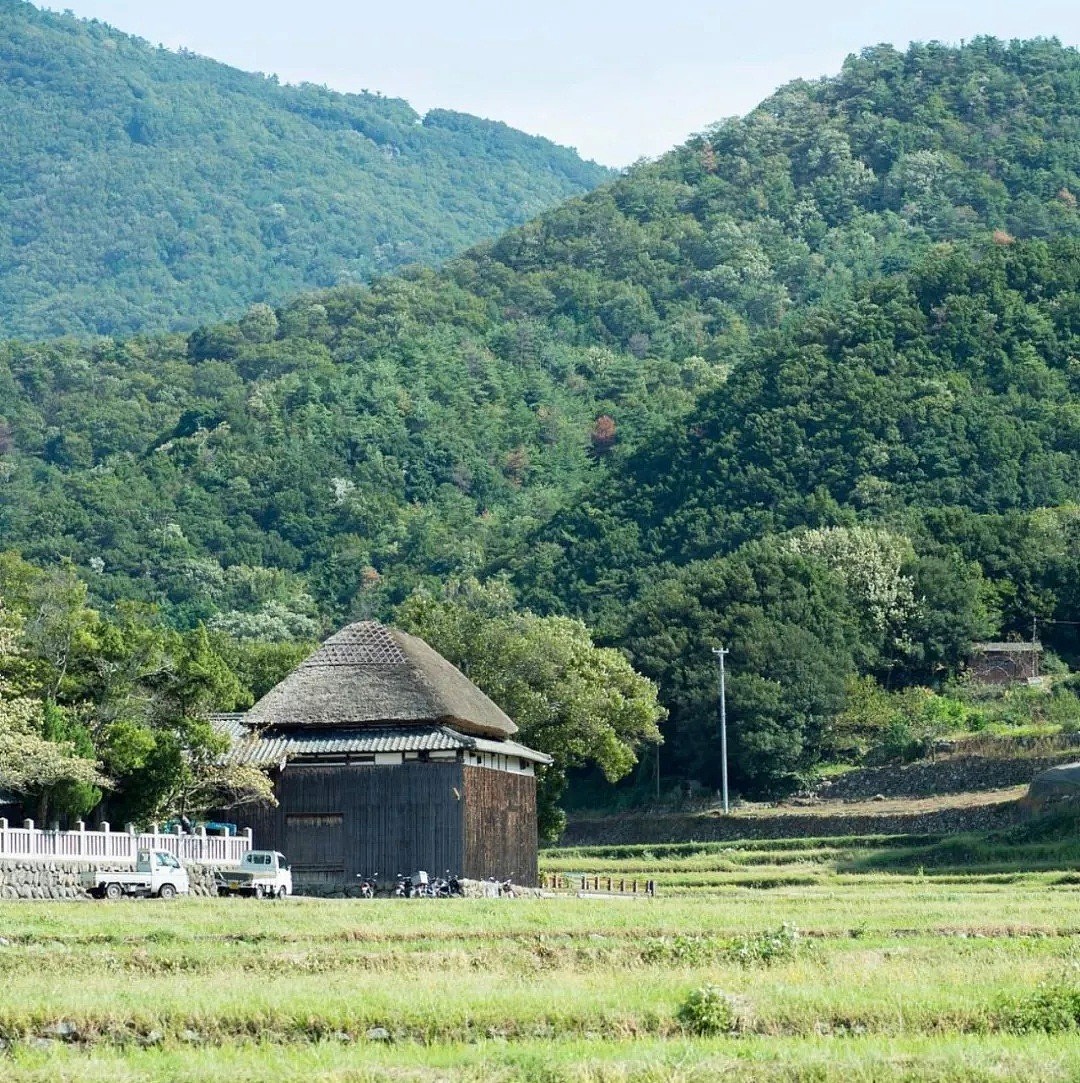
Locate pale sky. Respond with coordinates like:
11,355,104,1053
36,1,1080,166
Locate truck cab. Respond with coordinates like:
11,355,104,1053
216,850,292,899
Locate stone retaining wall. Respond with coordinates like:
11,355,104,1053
816,752,1079,801
0,860,223,900
560,800,1027,847
0,863,537,901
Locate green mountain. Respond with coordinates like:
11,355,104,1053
516,239,1080,621
4,37,1080,796
0,0,610,338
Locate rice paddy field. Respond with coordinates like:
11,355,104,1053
3,820,1080,1081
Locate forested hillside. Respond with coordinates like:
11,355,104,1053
518,240,1080,621
4,37,1080,804
0,0,609,338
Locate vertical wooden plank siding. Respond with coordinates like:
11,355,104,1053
230,763,466,892
461,766,539,886
230,762,539,892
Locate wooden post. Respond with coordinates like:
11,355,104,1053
0,817,6,859
76,820,85,857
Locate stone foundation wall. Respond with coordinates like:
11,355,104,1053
0,864,537,900
0,860,223,900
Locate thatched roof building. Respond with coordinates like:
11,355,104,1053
214,621,547,891
244,622,517,738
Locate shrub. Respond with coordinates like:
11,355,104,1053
725,923,801,966
998,983,1080,1033
642,934,719,967
675,985,738,1035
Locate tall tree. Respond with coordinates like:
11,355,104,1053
396,579,664,839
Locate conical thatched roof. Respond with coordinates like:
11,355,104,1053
245,621,516,739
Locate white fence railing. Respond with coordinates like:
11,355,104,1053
0,819,253,865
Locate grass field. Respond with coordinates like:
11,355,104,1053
3,818,1080,1080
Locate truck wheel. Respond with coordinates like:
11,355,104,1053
158,883,177,900
254,884,264,900
276,885,288,900
104,882,123,901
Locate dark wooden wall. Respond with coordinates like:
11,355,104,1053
231,762,539,892
234,763,466,892
462,767,539,886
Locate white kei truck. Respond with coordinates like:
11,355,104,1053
215,850,293,899
82,848,190,900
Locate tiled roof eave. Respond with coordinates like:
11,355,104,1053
211,719,550,767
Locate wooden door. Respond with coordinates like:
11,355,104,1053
285,812,344,893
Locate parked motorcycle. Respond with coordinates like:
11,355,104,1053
390,870,465,898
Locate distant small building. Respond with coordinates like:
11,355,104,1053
212,621,549,892
967,641,1042,685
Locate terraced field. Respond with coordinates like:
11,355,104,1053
2,822,1080,1080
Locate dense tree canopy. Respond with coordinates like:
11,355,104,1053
0,0,610,338
517,240,1080,625
0,555,285,824
395,579,664,839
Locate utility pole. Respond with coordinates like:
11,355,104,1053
712,647,730,814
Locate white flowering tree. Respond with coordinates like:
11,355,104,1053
788,526,918,656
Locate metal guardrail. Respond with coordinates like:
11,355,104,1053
0,818,253,865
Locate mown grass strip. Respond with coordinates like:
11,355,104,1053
7,1034,1080,1083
